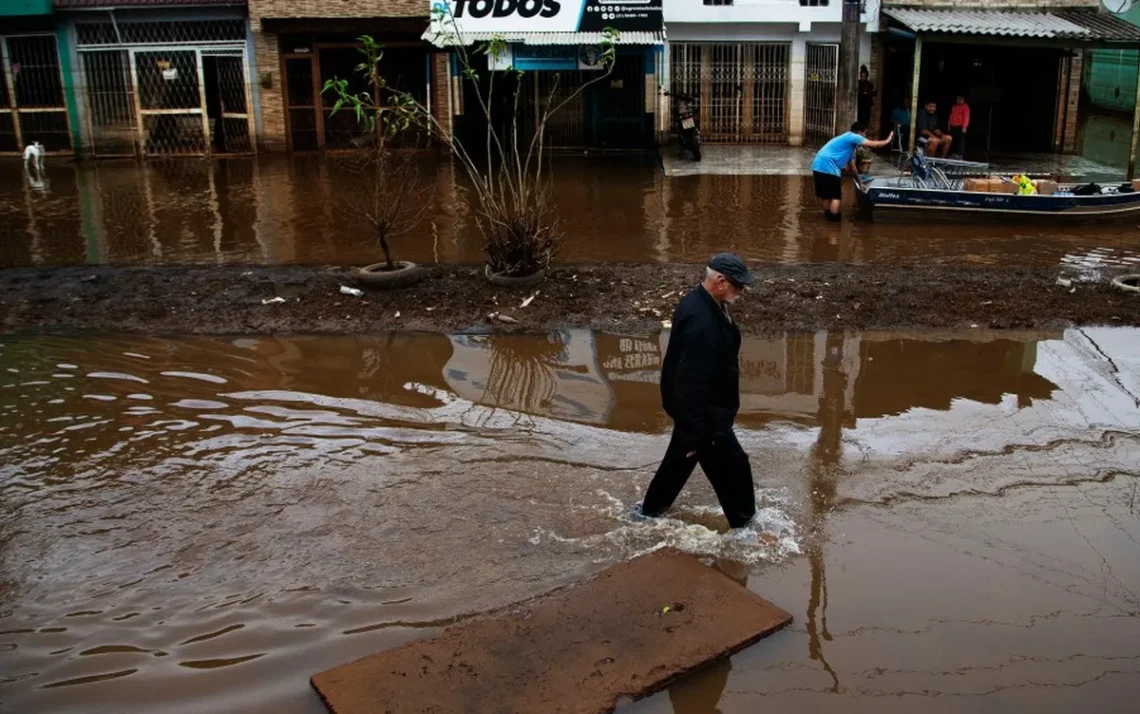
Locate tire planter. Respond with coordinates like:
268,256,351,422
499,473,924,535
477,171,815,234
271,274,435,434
1111,274,1140,293
358,261,425,289
485,264,545,287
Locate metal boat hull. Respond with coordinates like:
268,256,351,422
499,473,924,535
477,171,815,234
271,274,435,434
860,184,1140,222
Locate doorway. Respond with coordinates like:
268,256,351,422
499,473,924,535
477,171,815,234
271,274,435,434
201,53,253,153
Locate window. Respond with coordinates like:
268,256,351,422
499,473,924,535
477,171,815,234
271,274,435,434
704,0,733,5
800,0,830,6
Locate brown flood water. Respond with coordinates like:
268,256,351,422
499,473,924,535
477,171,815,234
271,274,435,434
2,328,1139,713
3,156,1140,271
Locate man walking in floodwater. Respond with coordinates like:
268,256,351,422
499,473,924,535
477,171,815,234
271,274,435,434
638,254,756,529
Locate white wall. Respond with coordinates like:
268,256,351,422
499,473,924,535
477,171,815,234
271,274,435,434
665,0,880,33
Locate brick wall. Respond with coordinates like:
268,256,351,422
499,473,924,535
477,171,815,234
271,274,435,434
249,0,426,22
253,29,288,152
430,52,452,141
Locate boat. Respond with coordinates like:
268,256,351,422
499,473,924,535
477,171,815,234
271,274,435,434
857,156,1140,222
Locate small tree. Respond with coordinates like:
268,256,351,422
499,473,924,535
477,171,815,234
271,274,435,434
323,21,619,278
324,40,430,272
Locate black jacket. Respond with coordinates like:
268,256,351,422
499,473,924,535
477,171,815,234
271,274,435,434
660,286,742,448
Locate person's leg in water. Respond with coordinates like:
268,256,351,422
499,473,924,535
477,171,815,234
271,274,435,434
825,198,841,222
697,429,756,528
641,427,701,518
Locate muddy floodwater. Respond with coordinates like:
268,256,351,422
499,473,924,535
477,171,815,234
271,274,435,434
3,156,1140,271
2,328,1138,713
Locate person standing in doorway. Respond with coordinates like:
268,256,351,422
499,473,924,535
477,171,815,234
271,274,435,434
949,94,971,159
638,254,756,529
857,65,876,128
811,122,894,221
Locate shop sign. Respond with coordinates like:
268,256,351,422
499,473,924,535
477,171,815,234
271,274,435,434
430,0,663,35
490,44,608,71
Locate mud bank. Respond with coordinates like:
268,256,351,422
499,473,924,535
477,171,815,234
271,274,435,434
1,263,1138,336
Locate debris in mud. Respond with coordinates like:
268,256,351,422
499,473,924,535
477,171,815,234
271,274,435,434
339,286,364,298
2,264,1139,336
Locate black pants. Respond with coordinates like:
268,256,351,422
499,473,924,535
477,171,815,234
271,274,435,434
950,127,966,156
642,426,756,528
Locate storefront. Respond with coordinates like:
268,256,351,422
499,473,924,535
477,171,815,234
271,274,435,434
878,7,1140,162
0,3,73,155
59,3,257,157
425,0,664,151
272,20,433,152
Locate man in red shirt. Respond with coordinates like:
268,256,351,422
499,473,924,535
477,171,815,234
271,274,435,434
949,95,971,159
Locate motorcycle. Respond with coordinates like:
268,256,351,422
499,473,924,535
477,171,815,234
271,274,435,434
664,91,701,162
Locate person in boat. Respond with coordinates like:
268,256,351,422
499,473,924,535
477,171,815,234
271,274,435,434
638,253,756,529
811,121,895,221
918,100,950,158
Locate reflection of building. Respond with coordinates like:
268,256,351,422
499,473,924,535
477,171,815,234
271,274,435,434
468,329,1060,434
853,332,1057,417
443,330,615,424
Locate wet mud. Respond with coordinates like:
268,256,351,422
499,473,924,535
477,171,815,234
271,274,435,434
2,262,1139,337
1,329,1138,712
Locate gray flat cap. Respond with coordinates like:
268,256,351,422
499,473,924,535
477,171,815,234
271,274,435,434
708,253,754,287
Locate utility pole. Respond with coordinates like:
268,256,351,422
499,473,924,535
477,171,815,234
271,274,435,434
836,0,861,133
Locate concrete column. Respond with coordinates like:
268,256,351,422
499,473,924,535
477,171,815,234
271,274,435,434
788,36,807,147
251,28,287,152
908,36,922,154
869,34,883,135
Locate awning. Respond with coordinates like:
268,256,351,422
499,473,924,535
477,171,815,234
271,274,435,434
422,29,665,48
884,7,1140,44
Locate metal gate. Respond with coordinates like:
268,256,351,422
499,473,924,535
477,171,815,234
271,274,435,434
76,18,253,157
0,34,72,154
804,43,838,146
670,42,789,143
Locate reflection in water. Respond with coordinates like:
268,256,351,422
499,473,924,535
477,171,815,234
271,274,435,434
806,333,849,694
666,657,732,714
2,329,1139,713
5,157,1140,268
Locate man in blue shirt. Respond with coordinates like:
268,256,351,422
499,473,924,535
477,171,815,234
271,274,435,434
811,121,894,221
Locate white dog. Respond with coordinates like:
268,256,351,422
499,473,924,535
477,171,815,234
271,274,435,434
23,141,45,174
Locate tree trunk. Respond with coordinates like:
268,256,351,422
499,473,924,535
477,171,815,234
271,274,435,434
378,228,394,270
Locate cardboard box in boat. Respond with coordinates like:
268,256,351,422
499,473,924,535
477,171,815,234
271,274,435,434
993,179,1018,194
1132,179,1140,192
1036,180,1058,196
964,178,988,192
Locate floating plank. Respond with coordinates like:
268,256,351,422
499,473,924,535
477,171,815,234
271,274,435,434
311,549,792,714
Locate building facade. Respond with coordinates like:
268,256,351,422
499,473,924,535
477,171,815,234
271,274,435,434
663,0,878,147
878,0,1140,158
1,0,75,154
7,0,1139,158
247,0,442,152
58,0,257,158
